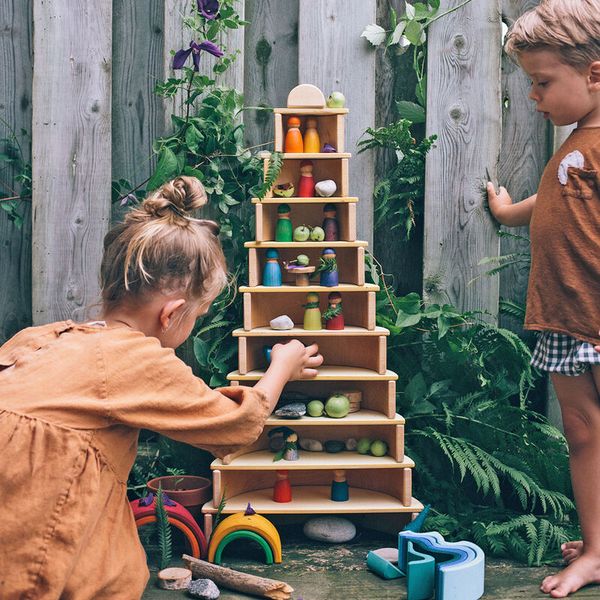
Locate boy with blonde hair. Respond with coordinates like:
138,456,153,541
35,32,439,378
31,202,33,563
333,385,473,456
488,0,600,596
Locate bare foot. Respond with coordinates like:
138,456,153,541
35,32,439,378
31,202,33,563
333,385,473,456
540,553,600,597
561,541,583,565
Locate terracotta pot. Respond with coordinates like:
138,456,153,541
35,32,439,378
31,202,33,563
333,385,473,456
147,475,212,523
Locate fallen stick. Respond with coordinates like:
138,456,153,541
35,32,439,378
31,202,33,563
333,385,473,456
182,554,294,600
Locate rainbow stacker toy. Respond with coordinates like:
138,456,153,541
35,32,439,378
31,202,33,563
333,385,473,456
367,530,485,600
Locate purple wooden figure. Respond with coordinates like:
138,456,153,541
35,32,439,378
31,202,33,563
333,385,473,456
322,203,339,241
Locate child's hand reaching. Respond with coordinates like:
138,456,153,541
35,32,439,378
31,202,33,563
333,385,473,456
486,182,536,227
271,340,323,380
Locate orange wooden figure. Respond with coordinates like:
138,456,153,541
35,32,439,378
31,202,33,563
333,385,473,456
284,116,303,153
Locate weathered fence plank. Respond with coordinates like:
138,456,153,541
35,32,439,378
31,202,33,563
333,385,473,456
112,0,165,210
423,0,502,317
0,0,33,342
498,0,548,331
298,0,376,246
244,0,300,153
31,0,112,324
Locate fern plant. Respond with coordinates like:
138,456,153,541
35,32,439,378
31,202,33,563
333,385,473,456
155,486,173,570
367,255,577,565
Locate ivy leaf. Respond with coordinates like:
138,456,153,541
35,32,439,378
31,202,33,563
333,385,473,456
390,22,406,45
396,310,422,328
405,3,416,19
397,292,422,314
361,24,387,46
404,20,423,46
405,372,427,406
396,100,426,124
147,146,179,191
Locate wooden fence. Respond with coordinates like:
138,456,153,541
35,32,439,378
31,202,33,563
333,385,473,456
1,0,554,345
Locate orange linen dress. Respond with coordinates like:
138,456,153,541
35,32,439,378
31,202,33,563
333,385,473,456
0,321,270,599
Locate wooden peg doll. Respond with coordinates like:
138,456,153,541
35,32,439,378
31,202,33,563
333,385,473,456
303,292,322,330
323,292,344,330
262,248,282,286
303,118,320,153
322,203,339,241
297,160,315,198
270,427,299,461
275,203,293,242
331,469,349,502
284,116,303,153
273,470,292,503
316,248,339,287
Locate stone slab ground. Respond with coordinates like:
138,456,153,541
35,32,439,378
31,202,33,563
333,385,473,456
141,525,600,599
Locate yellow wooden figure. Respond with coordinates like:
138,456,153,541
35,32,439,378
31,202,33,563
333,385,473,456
303,292,322,330
303,118,320,153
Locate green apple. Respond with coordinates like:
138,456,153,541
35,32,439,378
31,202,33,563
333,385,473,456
293,225,311,242
306,400,324,417
325,394,350,418
310,226,325,242
296,254,310,266
356,437,372,455
326,91,346,108
370,439,388,457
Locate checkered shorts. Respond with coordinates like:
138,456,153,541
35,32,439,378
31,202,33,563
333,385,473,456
531,331,600,375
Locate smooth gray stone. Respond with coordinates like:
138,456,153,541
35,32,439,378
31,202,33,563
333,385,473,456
345,437,358,451
188,578,220,599
269,314,294,330
274,402,306,418
299,438,324,452
303,517,357,543
324,440,345,453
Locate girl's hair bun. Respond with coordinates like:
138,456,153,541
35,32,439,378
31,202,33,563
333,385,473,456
143,176,208,221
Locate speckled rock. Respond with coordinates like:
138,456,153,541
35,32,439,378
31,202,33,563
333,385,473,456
188,578,220,599
299,438,324,452
303,517,357,543
345,438,358,451
274,403,306,418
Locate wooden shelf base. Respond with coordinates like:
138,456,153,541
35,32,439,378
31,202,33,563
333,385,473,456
202,488,423,515
265,410,404,426
228,366,398,381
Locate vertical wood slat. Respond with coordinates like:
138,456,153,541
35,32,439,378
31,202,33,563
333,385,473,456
498,0,549,331
244,0,300,153
423,0,502,317
163,0,246,127
298,0,377,247
112,0,165,218
31,0,112,324
0,0,33,342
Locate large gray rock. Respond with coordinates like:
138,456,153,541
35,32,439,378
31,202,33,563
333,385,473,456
303,517,357,543
274,403,306,418
188,578,220,599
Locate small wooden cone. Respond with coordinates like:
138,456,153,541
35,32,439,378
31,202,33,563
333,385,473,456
156,567,192,590
182,554,294,600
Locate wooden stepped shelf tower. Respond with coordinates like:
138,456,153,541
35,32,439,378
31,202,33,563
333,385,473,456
201,84,422,538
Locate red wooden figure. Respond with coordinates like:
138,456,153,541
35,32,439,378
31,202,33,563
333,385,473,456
273,470,292,503
297,160,315,197
324,292,344,330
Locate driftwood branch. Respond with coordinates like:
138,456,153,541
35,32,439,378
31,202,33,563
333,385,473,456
182,555,294,600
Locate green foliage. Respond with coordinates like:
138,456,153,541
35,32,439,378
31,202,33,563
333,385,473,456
0,123,31,228
254,152,283,201
367,255,576,565
358,120,436,239
155,486,173,570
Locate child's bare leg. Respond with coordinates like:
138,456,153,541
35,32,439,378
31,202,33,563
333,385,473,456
562,540,583,564
540,371,600,597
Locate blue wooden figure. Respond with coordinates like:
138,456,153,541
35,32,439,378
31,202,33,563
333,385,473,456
263,249,282,286
331,469,349,502
317,248,339,287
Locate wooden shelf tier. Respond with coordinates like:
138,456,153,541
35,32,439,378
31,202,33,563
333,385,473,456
245,241,367,248
239,283,379,293
252,197,358,204
233,326,389,337
265,411,404,426
282,152,351,159
228,366,398,381
274,108,349,115
203,488,422,515
213,451,414,470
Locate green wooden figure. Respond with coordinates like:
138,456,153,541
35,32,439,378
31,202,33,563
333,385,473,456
275,203,293,242
303,292,322,330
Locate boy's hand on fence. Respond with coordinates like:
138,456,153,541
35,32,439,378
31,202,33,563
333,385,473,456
271,340,323,380
486,182,513,223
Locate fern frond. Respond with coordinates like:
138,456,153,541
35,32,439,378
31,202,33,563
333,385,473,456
255,152,283,200
155,486,173,570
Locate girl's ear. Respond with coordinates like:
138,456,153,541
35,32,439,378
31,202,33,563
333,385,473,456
588,61,600,87
159,298,186,332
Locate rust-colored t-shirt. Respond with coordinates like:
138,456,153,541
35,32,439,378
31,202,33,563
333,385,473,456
0,321,269,599
526,127,600,344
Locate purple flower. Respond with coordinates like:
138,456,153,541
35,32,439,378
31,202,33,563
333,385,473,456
197,0,219,19
173,40,224,71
